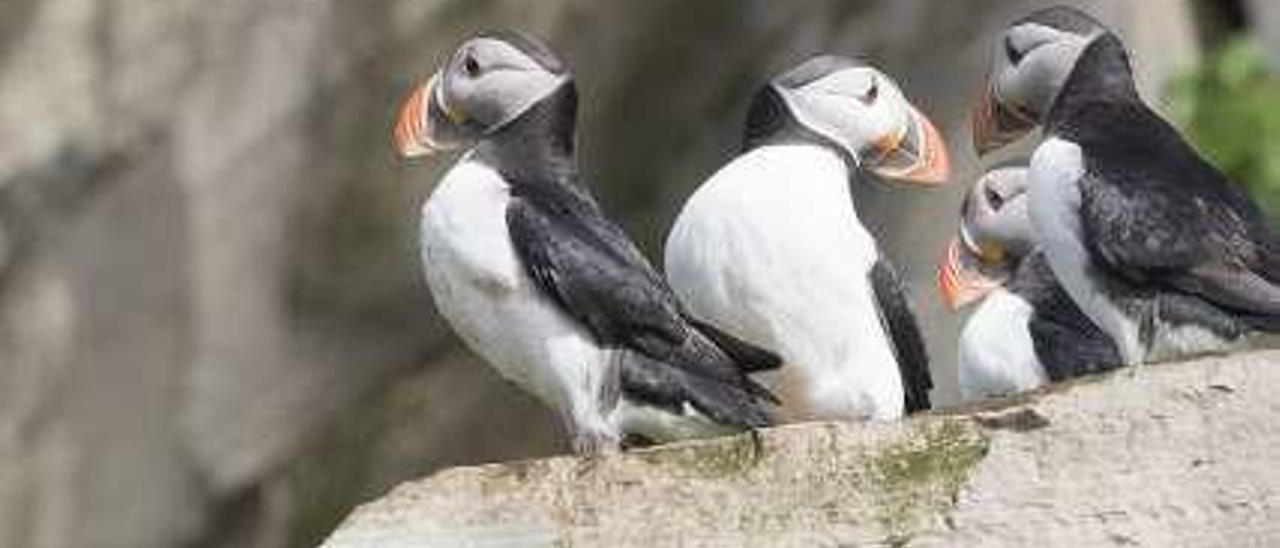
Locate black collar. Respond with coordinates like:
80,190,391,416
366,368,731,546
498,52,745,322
1044,33,1143,137
741,85,856,171
474,82,578,186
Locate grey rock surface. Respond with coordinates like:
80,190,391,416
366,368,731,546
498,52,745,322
322,350,1280,548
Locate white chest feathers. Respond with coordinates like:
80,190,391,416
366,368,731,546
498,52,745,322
418,158,615,443
664,144,903,421
1029,138,1144,365
957,289,1046,401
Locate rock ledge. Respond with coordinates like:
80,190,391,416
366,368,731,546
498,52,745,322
322,350,1280,547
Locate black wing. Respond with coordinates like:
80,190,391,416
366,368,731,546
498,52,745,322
1010,253,1123,380
1029,311,1124,381
687,318,783,374
1076,106,1280,331
868,258,932,413
505,182,776,427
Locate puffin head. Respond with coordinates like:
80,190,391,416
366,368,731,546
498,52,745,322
937,164,1035,310
972,6,1109,155
754,56,950,185
394,31,570,158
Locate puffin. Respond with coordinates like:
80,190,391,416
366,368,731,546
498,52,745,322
973,6,1279,366
664,56,949,422
392,32,780,453
938,164,1121,401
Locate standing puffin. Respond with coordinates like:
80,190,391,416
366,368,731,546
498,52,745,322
973,7,1279,366
393,32,779,452
939,165,1121,401
664,57,948,422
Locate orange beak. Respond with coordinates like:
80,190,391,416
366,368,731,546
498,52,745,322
937,237,1004,310
870,106,951,186
971,78,1036,157
393,73,457,159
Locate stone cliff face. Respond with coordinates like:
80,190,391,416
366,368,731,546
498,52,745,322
322,350,1280,548
0,1,1204,548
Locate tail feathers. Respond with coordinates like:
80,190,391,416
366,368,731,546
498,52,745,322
679,329,780,404
682,369,773,428
624,325,781,428
687,317,783,373
1259,235,1279,283
621,355,773,428
1240,239,1280,332
1242,311,1280,333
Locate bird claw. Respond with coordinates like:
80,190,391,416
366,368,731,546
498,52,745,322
746,428,766,464
570,428,619,478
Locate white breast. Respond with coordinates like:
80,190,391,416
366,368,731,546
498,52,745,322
1029,138,1144,365
664,144,903,421
957,289,1046,401
418,157,614,440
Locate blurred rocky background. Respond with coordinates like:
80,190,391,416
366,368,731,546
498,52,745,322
0,1,1273,547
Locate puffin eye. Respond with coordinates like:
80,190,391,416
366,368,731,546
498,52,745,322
1004,36,1025,64
985,187,1006,211
463,56,481,77
860,78,879,105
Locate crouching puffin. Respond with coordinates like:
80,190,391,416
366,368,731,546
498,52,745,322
973,7,1279,366
939,165,1121,401
393,32,779,453
664,57,948,421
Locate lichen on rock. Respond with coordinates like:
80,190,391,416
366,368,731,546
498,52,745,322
865,420,988,544
321,350,1280,548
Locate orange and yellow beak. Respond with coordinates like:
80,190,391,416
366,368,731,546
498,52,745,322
936,237,1005,311
971,78,1036,157
393,73,463,159
869,106,952,186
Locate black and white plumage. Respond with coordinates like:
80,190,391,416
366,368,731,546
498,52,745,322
974,7,1279,366
394,32,778,452
665,57,947,421
939,165,1121,401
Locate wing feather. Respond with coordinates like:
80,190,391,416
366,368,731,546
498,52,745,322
1075,114,1279,328
868,258,932,413
505,183,776,426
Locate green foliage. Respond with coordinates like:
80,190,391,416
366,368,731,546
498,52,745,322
1166,36,1280,223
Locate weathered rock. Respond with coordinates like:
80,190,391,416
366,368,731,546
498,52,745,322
322,350,1280,548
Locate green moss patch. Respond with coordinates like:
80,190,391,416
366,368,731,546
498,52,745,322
865,420,988,544
633,431,763,479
